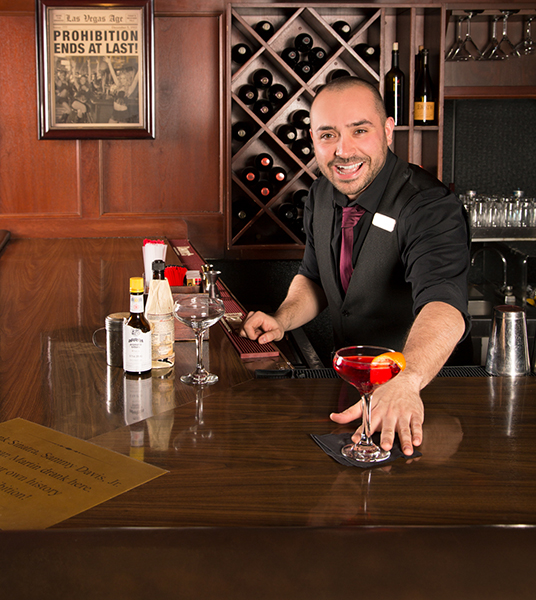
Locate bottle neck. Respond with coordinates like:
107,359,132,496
391,50,399,68
129,292,145,314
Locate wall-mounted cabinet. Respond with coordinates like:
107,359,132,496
226,4,446,258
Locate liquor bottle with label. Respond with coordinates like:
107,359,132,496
123,276,151,374
413,48,435,125
384,42,405,126
145,260,175,370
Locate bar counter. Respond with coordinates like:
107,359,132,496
1,237,535,596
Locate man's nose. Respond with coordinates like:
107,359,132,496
335,133,356,158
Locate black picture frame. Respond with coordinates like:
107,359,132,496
36,0,155,139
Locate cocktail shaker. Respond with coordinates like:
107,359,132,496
485,305,530,376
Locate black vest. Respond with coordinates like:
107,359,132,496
312,156,446,352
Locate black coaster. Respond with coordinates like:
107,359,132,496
311,432,421,468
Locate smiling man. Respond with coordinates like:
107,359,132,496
240,77,470,456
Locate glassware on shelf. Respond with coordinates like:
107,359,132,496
462,10,483,60
481,15,507,60
446,16,469,61
446,11,483,61
497,10,519,58
515,16,535,56
173,295,225,385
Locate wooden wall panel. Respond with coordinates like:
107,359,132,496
102,16,221,216
0,16,79,217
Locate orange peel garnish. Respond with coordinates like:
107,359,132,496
371,351,406,372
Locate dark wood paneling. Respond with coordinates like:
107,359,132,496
102,16,222,216
0,16,79,217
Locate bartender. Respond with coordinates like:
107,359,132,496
241,77,471,456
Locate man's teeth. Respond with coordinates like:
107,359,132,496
336,162,363,172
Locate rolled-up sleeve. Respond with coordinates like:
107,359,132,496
399,187,471,337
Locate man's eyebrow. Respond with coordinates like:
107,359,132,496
314,119,373,132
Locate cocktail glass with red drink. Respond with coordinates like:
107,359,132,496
333,345,405,463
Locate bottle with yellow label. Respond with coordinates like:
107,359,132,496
413,48,435,126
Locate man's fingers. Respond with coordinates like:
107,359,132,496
330,403,362,424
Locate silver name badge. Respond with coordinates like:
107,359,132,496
372,213,396,232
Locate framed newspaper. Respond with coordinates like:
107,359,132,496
36,0,155,139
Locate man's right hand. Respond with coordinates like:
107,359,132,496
239,311,285,345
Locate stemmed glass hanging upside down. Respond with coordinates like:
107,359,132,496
333,346,406,463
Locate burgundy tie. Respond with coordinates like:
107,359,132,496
340,205,365,293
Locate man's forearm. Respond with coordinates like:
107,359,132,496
274,274,328,332
401,301,466,390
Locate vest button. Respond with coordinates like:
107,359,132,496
342,310,350,317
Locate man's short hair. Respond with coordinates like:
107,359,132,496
311,76,387,123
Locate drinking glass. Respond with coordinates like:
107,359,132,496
498,10,519,57
515,16,535,55
333,345,403,463
462,10,483,59
446,16,469,61
482,15,507,60
173,294,225,385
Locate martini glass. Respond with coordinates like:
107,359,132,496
482,15,507,60
333,345,403,463
173,294,225,385
498,10,519,58
515,16,535,56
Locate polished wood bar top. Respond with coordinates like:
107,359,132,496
2,238,536,568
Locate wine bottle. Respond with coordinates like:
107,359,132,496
238,84,258,105
307,47,328,68
267,83,289,106
354,43,380,63
294,61,314,82
252,68,273,89
233,198,254,221
332,20,352,42
328,69,351,82
291,138,314,162
295,33,314,52
254,153,274,171
293,216,306,240
384,42,405,126
252,99,274,122
291,109,311,130
268,166,288,186
254,20,274,42
240,166,260,186
231,43,252,65
232,121,254,143
281,47,299,67
255,179,274,201
277,124,298,144
123,276,151,375
292,189,309,208
413,48,435,125
277,202,298,223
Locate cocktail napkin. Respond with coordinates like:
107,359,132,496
311,432,421,468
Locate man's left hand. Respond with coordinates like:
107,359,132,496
330,373,424,456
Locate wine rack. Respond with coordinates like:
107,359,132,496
227,4,446,258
